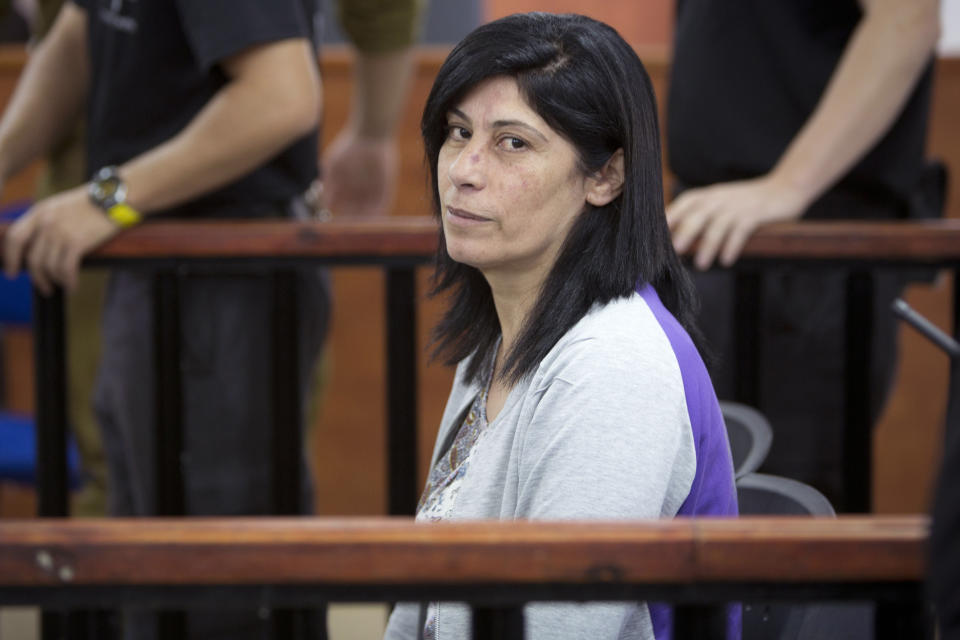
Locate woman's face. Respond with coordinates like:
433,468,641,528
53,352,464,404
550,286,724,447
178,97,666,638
438,76,589,285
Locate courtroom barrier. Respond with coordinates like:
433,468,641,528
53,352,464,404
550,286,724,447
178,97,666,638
0,515,931,639
3,218,958,518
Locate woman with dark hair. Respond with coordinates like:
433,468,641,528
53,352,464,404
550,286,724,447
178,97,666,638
385,12,738,640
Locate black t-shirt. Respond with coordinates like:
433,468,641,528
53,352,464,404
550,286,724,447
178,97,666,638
667,0,935,219
73,0,320,218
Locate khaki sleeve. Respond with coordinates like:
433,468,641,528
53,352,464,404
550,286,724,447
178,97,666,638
336,0,426,53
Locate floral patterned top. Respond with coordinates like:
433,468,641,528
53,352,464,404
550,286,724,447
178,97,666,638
418,371,492,638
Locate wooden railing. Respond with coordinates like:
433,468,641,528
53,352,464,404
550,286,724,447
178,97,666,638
2,217,959,517
0,515,931,639
34,216,960,261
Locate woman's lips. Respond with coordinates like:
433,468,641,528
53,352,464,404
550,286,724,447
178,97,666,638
446,206,491,223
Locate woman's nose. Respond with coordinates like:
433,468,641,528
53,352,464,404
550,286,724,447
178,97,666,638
447,143,486,191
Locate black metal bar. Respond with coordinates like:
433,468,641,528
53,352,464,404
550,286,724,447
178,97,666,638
40,611,66,640
33,287,69,518
385,267,418,515
153,272,187,639
843,271,874,513
674,604,728,640
33,288,72,640
273,611,294,640
472,606,525,640
153,272,185,516
271,271,301,515
954,270,960,355
270,271,305,639
892,298,960,357
733,271,762,407
875,599,932,640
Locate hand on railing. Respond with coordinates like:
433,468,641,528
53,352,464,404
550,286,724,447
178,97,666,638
666,175,809,270
2,186,119,295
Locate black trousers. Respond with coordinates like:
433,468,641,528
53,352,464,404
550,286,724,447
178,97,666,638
94,267,330,640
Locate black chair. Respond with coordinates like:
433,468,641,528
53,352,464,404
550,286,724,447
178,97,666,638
736,473,873,640
720,401,773,479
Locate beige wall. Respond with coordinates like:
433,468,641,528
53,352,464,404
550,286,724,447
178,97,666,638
485,0,673,52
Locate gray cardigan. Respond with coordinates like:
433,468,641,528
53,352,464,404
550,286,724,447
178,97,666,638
384,290,730,640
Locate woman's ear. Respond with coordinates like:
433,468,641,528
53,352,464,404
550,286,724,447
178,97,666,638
585,149,625,207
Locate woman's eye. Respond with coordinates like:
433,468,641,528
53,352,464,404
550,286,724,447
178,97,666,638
447,126,470,141
500,136,526,151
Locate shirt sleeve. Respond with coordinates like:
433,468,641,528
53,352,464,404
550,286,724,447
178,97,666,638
336,0,426,53
175,0,313,71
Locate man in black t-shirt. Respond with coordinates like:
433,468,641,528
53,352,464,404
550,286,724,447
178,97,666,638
665,0,943,510
0,0,423,638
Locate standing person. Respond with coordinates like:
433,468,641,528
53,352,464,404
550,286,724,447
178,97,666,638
1,0,423,637
384,13,738,640
666,0,944,508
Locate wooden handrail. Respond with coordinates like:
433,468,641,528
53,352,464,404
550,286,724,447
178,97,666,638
0,516,927,588
2,218,960,262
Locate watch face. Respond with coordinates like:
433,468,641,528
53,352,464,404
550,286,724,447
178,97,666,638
89,166,126,209
93,176,121,201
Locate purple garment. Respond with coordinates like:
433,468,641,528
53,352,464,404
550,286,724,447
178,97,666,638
638,284,741,640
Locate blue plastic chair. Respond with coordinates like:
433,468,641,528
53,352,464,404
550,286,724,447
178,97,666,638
0,411,81,486
1,202,82,490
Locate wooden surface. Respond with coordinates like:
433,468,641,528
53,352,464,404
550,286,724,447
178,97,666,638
0,516,927,587
15,218,439,260
3,219,960,262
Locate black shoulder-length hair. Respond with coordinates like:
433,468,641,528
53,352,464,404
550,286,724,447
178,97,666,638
424,12,702,385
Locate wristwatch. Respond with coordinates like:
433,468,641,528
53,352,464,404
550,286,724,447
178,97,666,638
88,166,142,228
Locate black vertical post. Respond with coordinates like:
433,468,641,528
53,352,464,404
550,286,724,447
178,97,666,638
929,271,960,640
153,272,186,639
33,287,69,518
271,270,304,640
734,271,762,407
843,271,874,513
674,604,728,640
271,270,301,515
954,269,960,359
154,272,185,515
875,597,932,640
385,267,418,515
34,288,71,640
472,606,525,640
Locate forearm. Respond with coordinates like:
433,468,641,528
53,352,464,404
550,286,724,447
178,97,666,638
319,47,415,217
0,2,87,181
337,0,422,137
120,39,321,215
769,0,940,208
347,48,415,139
